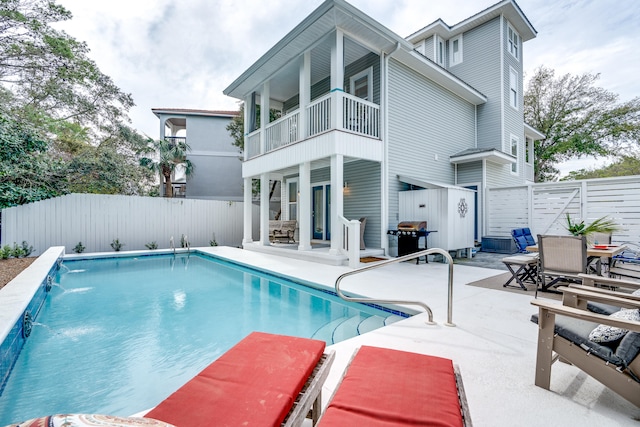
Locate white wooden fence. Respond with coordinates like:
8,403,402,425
487,175,640,243
1,194,259,256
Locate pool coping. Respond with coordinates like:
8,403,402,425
0,246,65,393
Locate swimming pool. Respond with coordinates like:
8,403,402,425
0,252,407,424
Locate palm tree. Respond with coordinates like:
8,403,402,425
140,138,194,197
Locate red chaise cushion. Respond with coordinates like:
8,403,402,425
145,331,326,427
318,346,463,427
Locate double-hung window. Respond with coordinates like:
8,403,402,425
450,35,462,66
510,135,519,174
508,23,519,60
509,67,518,110
350,67,373,101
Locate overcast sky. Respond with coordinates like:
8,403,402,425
54,0,640,175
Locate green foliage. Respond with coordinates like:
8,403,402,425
561,155,640,181
524,66,640,182
110,238,124,251
17,241,33,257
0,245,11,259
210,234,218,246
0,108,68,208
145,241,158,250
140,138,194,197
565,214,619,237
73,241,85,254
226,103,280,153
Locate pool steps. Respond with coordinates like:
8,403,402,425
312,314,403,344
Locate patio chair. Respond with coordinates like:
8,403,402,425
502,253,539,290
536,234,587,297
511,228,536,253
317,346,472,426
145,332,335,427
530,286,640,407
610,242,640,280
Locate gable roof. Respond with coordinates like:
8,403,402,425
406,0,537,44
224,0,486,105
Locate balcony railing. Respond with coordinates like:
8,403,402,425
245,92,380,159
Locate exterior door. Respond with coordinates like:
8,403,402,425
312,185,331,240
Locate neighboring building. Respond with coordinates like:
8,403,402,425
152,108,243,201
223,0,544,265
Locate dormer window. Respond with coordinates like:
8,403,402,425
450,35,463,66
508,23,519,60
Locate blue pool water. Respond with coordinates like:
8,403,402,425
0,253,405,424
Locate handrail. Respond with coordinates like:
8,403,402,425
170,236,175,255
334,248,456,326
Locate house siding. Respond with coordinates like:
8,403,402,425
503,17,525,182
456,163,482,184
386,58,475,229
447,18,502,152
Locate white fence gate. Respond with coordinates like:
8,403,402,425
486,175,640,243
1,194,260,256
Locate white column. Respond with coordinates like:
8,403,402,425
159,118,167,197
298,162,312,251
331,29,344,130
243,177,253,244
260,81,270,154
243,94,252,161
329,155,344,255
260,173,270,245
299,52,310,140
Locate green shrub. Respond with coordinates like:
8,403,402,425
145,241,158,250
73,242,86,254
20,241,34,257
110,238,124,251
11,243,25,258
0,245,12,259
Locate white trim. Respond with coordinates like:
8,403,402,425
525,136,534,166
349,66,373,101
500,15,505,152
510,134,519,175
286,178,299,221
509,66,519,110
434,35,445,67
449,35,463,66
507,22,520,60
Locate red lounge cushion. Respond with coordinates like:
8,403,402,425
319,346,463,427
145,332,325,427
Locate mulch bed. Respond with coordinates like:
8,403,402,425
0,258,36,290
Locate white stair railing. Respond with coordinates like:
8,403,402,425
338,215,360,269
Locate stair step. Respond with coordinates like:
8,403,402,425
332,315,368,344
384,315,405,326
311,316,351,344
357,315,386,335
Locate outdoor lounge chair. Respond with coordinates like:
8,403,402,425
530,286,640,407
511,228,536,253
144,332,335,427
536,234,587,297
317,346,472,426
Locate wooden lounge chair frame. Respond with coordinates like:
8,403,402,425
531,287,640,407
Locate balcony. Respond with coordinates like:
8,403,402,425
246,92,380,159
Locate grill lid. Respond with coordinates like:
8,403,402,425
397,221,426,231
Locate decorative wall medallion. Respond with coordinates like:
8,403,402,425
458,198,468,218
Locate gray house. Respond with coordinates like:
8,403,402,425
223,0,544,266
152,108,243,201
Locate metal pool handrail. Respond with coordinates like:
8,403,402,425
334,248,456,326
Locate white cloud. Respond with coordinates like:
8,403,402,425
54,0,639,176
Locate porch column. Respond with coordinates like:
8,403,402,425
260,81,270,154
159,118,167,197
299,52,310,140
260,173,270,245
331,29,344,130
298,162,312,251
329,154,344,255
243,177,253,244
243,94,252,161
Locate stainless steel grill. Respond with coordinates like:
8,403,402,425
387,221,429,261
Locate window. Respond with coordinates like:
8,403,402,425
349,67,373,101
508,23,519,60
511,135,519,174
287,180,298,220
434,36,445,66
525,136,533,164
509,67,518,109
450,35,462,66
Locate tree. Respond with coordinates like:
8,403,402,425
524,66,640,181
0,108,67,209
140,138,194,198
562,155,640,181
226,103,281,153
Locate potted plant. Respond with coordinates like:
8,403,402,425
565,214,619,241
